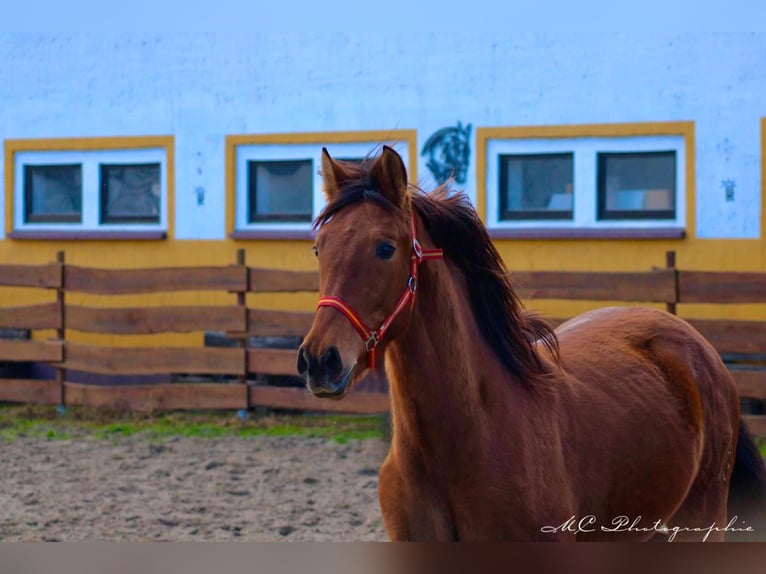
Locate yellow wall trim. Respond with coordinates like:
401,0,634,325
4,135,175,239
475,121,696,238
225,130,418,237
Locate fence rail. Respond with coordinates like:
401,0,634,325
513,269,677,302
1,250,765,435
64,265,247,294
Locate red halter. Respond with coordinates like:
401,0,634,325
316,214,443,370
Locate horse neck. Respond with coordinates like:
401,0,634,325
383,259,515,455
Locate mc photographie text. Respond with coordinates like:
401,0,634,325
541,515,754,542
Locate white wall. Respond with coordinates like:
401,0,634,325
1,33,764,239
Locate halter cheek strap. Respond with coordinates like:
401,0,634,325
316,214,443,370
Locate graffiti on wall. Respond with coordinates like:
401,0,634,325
421,121,472,186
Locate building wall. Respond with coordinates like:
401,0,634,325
1,33,764,331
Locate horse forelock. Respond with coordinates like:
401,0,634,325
314,156,406,230
314,183,402,230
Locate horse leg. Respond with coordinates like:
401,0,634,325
654,426,736,542
646,328,740,542
655,478,731,542
378,453,411,541
378,451,457,541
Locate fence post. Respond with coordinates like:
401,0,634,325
56,250,67,413
236,248,249,419
665,250,678,315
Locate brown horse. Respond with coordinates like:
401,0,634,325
297,146,766,541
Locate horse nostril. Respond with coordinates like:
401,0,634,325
320,346,343,380
297,347,315,377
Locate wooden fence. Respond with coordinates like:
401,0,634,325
512,251,766,437
0,250,388,415
0,250,765,435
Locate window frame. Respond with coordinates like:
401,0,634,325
5,136,174,240
226,131,417,240
477,123,693,240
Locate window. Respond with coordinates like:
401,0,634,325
499,153,573,220
7,137,172,238
598,152,675,220
479,124,690,238
24,164,82,223
100,163,161,224
227,131,416,239
247,160,313,222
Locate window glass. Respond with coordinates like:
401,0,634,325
248,160,313,222
24,164,82,223
499,153,574,220
100,163,161,223
598,152,675,220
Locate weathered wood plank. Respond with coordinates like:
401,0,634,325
730,370,766,400
67,305,245,334
249,385,389,414
246,348,299,376
512,269,677,302
64,382,248,411
742,415,766,438
246,308,314,337
65,343,244,375
0,302,61,330
248,268,318,293
0,379,59,405
0,263,61,288
685,319,766,355
678,271,766,304
0,340,62,362
64,266,247,294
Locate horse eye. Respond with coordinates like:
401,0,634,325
375,242,396,260
312,245,319,258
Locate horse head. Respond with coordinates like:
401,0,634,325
297,146,434,399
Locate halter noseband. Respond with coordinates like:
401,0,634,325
316,213,443,370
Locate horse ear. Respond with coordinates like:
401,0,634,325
320,147,352,202
371,146,408,207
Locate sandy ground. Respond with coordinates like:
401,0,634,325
0,433,390,542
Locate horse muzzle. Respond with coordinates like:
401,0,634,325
297,345,354,399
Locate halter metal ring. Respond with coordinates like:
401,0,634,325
365,331,380,351
412,238,423,260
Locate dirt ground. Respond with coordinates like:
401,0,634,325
0,432,390,542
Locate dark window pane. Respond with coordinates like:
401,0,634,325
24,164,82,223
248,160,313,223
499,153,574,220
598,152,676,220
100,163,161,223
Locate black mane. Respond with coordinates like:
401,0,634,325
315,162,559,382
411,188,559,381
